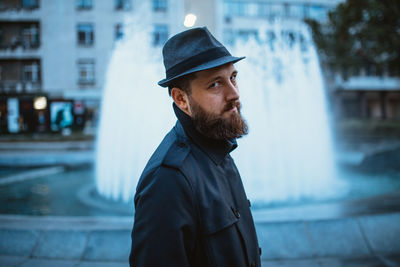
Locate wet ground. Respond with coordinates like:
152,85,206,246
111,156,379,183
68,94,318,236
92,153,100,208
1,165,400,219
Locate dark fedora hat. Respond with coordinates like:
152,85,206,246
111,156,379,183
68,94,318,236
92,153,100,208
158,27,245,87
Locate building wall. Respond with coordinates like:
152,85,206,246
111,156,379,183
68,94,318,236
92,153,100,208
0,0,186,133
0,0,184,99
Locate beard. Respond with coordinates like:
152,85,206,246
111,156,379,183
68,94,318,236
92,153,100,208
189,98,249,140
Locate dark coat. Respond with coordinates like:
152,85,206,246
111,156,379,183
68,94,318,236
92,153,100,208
130,105,261,267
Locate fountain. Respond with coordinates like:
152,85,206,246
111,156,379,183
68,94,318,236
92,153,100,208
96,19,345,204
231,22,345,204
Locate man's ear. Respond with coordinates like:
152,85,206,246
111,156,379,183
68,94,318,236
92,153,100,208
171,87,191,116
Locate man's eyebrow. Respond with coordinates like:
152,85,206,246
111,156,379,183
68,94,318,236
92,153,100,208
204,75,223,85
204,71,238,85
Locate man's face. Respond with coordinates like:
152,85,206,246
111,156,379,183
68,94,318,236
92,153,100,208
186,63,248,140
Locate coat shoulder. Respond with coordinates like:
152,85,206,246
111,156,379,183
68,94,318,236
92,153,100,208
162,135,191,169
142,125,190,176
135,125,192,199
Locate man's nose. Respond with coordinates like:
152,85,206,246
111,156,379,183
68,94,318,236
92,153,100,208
225,80,239,101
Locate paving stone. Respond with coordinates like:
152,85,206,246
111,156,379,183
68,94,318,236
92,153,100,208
359,213,400,255
83,230,131,261
78,261,127,267
32,230,88,260
0,255,27,266
306,218,370,257
0,229,39,256
18,258,78,267
256,222,314,260
318,256,385,267
261,258,319,267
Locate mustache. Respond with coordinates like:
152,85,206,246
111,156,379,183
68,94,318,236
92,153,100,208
222,100,241,113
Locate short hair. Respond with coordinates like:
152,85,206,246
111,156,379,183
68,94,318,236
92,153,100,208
168,72,197,96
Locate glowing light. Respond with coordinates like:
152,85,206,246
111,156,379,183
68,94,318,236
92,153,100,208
34,96,47,110
184,14,197,28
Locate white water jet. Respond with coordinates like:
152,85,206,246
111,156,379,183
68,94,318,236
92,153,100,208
96,19,346,204
95,7,175,202
232,22,344,204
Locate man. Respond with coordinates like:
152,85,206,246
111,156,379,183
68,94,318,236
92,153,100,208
130,27,261,267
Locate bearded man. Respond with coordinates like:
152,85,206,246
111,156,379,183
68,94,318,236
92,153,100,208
129,27,261,267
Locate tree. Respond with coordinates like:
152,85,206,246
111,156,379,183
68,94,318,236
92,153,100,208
306,0,400,78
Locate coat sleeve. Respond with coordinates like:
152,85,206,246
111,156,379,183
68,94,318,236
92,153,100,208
129,166,197,267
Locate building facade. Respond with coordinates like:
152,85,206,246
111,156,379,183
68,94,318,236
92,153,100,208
1,0,397,135
0,0,184,134
210,0,400,121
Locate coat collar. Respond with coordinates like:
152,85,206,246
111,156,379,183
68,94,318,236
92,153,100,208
173,103,237,165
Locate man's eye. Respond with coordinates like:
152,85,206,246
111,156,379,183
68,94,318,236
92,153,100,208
231,75,237,82
209,82,219,88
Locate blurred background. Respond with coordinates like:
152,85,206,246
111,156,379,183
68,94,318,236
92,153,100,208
0,0,400,266
1,0,399,216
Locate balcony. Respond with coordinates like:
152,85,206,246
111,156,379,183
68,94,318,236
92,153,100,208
0,21,40,51
336,76,400,91
0,59,41,93
0,81,41,93
0,0,39,12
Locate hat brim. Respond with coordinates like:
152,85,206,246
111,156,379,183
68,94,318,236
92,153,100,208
158,55,245,88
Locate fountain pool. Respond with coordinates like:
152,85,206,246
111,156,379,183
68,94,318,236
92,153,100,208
0,165,399,216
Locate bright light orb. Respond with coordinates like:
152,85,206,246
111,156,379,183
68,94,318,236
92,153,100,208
34,96,47,110
184,14,197,28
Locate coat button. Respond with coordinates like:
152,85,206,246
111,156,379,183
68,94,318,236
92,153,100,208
231,207,240,219
251,262,256,267
177,142,186,148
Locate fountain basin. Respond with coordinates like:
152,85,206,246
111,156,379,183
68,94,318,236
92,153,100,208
0,164,399,217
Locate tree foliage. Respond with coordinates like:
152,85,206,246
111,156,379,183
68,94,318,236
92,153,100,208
306,0,400,76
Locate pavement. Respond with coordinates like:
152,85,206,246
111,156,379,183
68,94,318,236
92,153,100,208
0,210,399,266
0,140,94,167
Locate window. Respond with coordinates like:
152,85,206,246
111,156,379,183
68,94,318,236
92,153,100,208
258,3,269,17
23,62,39,82
21,25,39,48
153,0,167,12
223,29,234,45
77,23,94,46
223,2,243,17
247,3,258,16
309,5,328,21
115,0,131,10
77,60,95,85
291,5,304,18
115,24,124,41
153,24,168,46
284,3,290,17
22,0,39,9
270,4,284,17
77,0,93,10
237,30,259,42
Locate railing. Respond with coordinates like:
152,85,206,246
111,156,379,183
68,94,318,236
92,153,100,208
0,2,39,11
0,40,40,50
0,81,41,93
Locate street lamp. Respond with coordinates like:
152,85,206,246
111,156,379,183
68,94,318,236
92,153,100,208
34,96,47,110
184,13,197,28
